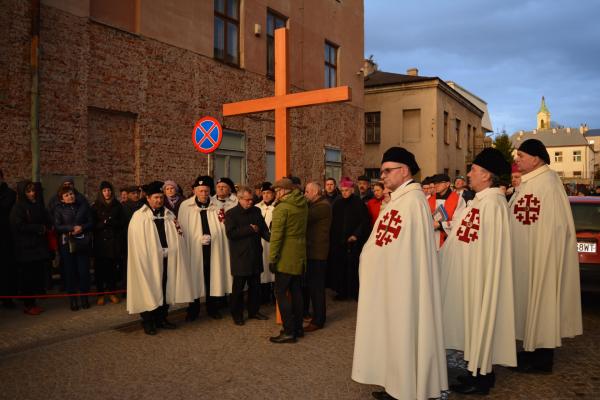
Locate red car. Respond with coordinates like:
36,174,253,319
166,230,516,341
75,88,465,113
569,196,600,292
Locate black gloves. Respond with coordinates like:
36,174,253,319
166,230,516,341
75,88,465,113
269,263,277,274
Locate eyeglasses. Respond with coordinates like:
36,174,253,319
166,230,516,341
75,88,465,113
241,197,254,202
379,166,403,176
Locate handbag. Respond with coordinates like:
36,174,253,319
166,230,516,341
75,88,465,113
46,227,58,252
68,233,91,254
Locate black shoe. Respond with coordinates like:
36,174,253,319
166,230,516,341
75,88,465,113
185,312,199,322
156,318,176,329
2,299,17,309
270,332,297,344
70,297,79,311
208,310,223,320
248,312,269,320
458,371,495,388
279,328,304,338
450,383,489,395
142,321,157,335
80,296,90,309
233,319,245,326
371,390,397,399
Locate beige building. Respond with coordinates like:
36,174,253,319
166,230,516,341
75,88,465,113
1,0,364,196
511,98,595,182
363,66,485,180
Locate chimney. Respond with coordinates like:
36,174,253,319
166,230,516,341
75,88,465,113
580,124,585,134
533,129,537,134
567,127,571,134
406,67,419,76
552,128,557,134
363,56,378,77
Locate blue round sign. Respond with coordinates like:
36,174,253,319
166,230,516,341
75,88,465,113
192,116,222,154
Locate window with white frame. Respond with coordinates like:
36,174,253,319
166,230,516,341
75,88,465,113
214,130,246,185
325,147,342,183
573,150,582,162
554,151,563,162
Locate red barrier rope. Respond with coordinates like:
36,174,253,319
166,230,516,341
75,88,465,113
0,289,126,299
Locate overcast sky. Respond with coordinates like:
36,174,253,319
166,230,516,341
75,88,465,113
364,0,600,136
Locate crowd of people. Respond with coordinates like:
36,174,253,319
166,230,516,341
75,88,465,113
0,138,584,400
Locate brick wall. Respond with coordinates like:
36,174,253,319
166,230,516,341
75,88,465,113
0,2,364,199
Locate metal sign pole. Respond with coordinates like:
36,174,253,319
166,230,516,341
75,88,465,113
207,153,212,176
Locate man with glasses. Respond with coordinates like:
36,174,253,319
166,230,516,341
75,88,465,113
224,186,270,325
352,147,447,400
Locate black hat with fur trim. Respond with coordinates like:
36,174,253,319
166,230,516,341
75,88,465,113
472,148,511,177
518,138,550,165
381,147,420,175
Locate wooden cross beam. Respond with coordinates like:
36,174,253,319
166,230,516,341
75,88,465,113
223,28,352,179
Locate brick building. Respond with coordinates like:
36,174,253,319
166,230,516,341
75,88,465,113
0,0,365,198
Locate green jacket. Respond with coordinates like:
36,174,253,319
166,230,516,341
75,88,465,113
269,189,308,275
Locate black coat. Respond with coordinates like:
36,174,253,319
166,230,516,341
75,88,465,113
9,181,52,263
0,182,16,256
91,199,126,259
330,194,370,248
54,199,94,252
225,204,270,276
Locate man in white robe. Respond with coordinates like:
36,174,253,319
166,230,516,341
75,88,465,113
440,148,516,395
256,182,276,285
212,177,238,217
178,176,232,320
126,181,193,335
509,139,582,372
352,147,447,400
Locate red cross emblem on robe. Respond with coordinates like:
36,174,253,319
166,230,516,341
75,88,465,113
375,209,402,247
513,193,541,225
456,208,480,244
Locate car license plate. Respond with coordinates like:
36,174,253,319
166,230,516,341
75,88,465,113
577,242,596,253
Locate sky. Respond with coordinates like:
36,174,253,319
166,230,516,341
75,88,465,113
364,0,600,136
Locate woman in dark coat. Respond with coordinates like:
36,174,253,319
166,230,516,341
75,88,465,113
9,181,52,315
91,181,126,306
328,177,370,301
162,180,184,217
54,186,94,311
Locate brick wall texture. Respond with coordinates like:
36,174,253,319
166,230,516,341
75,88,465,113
0,1,364,199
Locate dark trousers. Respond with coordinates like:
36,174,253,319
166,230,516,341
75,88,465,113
274,272,303,335
521,348,554,371
203,248,220,314
95,256,118,292
18,261,47,308
230,273,260,321
141,258,169,323
306,259,327,327
333,243,360,299
59,245,90,295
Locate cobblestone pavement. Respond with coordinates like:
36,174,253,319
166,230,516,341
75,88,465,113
0,291,598,399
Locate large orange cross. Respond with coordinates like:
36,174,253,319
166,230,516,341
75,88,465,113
223,28,352,179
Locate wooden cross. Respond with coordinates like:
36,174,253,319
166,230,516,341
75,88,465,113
223,28,352,179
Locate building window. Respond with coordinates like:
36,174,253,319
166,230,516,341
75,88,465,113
214,129,246,184
266,10,287,78
443,168,449,175
324,41,338,88
364,168,380,181
325,147,342,183
557,171,564,177
214,0,240,66
471,126,476,152
573,171,582,177
365,112,380,144
455,118,462,149
554,151,563,162
444,111,450,145
573,150,582,162
266,136,275,183
467,124,471,152
455,169,460,178
403,109,421,143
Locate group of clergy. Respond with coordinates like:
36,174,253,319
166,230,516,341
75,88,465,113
352,140,582,400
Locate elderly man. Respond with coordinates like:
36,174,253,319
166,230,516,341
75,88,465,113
126,181,193,335
225,186,270,325
454,175,475,203
330,177,369,301
303,181,332,332
440,148,516,395
357,175,374,203
352,147,447,400
505,164,521,201
178,176,231,321
268,178,308,344
429,173,465,248
212,177,238,216
509,138,582,373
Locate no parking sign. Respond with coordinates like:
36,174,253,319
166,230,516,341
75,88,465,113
192,116,222,154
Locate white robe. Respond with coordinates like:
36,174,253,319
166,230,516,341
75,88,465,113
126,205,194,314
178,196,232,298
352,183,448,400
440,187,516,375
211,193,238,213
508,165,582,350
256,200,275,283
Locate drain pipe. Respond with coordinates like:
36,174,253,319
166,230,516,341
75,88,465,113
30,0,40,182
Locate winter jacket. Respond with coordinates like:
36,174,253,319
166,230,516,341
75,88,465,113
9,181,51,263
54,199,94,251
91,198,126,259
306,196,332,261
269,189,308,275
225,204,270,276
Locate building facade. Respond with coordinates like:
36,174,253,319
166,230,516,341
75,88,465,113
1,0,364,197
362,67,484,180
